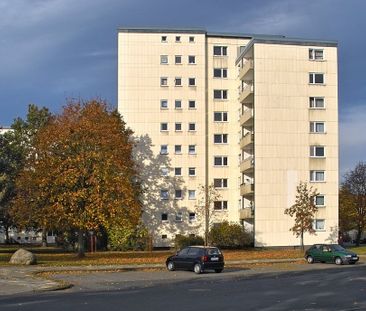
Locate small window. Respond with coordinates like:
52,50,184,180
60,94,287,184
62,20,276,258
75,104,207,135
189,212,196,221
175,36,181,42
175,145,182,154
160,145,168,155
214,156,228,166
214,112,228,122
175,100,182,109
175,167,182,176
309,73,324,84
160,99,168,109
175,123,182,131
310,97,325,108
188,123,196,131
189,36,195,42
213,179,228,188
160,123,168,131
214,134,228,144
213,46,227,56
161,36,167,42
188,100,196,109
188,145,196,154
213,68,227,78
162,234,168,239
310,170,325,182
161,213,168,221
310,146,325,157
188,55,196,64
188,190,196,200
188,78,196,86
313,219,325,231
213,90,228,99
310,122,325,133
315,195,325,207
175,212,183,222
160,77,168,86
309,49,324,60
188,167,196,176
175,189,183,199
161,167,169,176
214,200,228,210
175,55,182,64
160,189,169,200
175,77,182,86
160,55,168,64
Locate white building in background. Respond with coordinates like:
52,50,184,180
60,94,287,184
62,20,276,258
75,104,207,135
117,27,338,247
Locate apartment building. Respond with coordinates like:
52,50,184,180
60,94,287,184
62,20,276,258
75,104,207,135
117,27,338,247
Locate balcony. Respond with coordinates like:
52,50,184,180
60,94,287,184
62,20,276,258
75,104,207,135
240,183,254,196
239,84,254,103
239,208,254,220
240,156,254,173
240,132,254,149
240,108,253,126
238,59,254,81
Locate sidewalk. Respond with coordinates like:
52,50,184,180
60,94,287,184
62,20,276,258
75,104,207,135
0,256,364,296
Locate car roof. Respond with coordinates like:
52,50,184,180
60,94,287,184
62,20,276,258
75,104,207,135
188,245,218,249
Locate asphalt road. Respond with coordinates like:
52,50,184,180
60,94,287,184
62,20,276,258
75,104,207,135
1,265,366,311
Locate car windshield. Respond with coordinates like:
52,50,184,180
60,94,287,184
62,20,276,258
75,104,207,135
207,248,221,255
331,245,346,252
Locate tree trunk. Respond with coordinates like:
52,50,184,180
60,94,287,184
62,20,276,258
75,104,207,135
356,225,362,246
4,226,9,244
41,228,48,247
300,231,304,251
77,230,85,258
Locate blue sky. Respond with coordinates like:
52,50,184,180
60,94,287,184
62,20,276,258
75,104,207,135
0,0,365,175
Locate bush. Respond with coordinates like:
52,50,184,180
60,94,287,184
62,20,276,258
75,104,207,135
209,221,252,249
175,234,204,250
108,222,150,251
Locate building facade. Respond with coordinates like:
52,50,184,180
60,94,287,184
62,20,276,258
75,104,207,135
117,27,338,247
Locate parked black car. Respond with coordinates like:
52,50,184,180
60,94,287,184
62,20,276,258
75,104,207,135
166,246,224,274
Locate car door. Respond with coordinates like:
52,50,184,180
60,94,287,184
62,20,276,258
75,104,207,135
320,245,333,262
311,245,323,261
174,247,189,269
186,247,201,269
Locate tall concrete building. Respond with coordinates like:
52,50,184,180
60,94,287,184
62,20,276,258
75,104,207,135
118,27,338,247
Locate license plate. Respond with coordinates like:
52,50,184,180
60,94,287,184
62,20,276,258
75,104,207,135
211,257,219,261
353,257,358,260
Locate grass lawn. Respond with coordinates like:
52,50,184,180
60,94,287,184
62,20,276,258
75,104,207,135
348,245,366,254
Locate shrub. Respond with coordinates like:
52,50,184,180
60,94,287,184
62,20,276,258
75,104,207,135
208,221,252,248
108,222,150,251
175,234,204,250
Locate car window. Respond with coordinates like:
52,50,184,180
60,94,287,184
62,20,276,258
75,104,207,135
187,248,201,256
332,245,346,252
322,245,331,252
177,248,189,256
207,248,221,255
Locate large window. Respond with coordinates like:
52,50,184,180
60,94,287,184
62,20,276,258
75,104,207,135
214,112,228,122
214,156,228,166
315,195,325,207
213,179,228,188
213,46,227,56
213,68,227,78
310,146,325,157
214,201,228,210
310,122,325,133
309,97,325,108
214,134,228,144
160,145,168,155
309,73,324,84
313,219,325,231
309,49,324,60
213,89,228,99
310,170,325,182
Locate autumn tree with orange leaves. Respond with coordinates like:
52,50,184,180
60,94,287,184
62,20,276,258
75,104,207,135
11,99,141,257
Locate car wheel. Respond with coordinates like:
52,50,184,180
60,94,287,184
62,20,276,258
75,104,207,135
194,263,202,274
335,257,343,265
306,255,314,264
167,261,175,271
215,269,223,273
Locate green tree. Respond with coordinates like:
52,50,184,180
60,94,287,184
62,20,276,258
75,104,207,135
208,221,251,248
284,181,319,250
11,99,141,257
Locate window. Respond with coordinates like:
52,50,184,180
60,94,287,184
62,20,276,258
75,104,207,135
160,55,168,64
160,145,168,155
160,123,168,131
188,100,196,109
213,46,227,56
188,78,196,86
188,145,196,154
213,89,228,99
309,97,325,108
175,55,182,64
188,55,196,64
214,112,228,122
188,167,196,176
161,167,169,176
315,195,325,207
213,179,228,188
313,219,325,231
214,134,228,144
175,212,183,222
175,167,182,176
189,212,196,222
309,73,324,84
310,146,325,157
309,49,324,60
175,123,182,131
189,36,195,42
160,190,169,200
310,122,325,133
161,36,167,42
213,68,227,78
175,36,181,42
188,190,196,200
214,201,228,210
175,189,183,199
310,170,325,182
175,100,182,109
160,99,168,109
175,77,182,86
162,234,167,239
175,145,182,154
214,156,228,166
161,213,168,221
188,123,196,131
160,77,168,86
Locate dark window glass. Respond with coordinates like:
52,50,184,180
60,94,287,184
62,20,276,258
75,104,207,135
161,213,168,221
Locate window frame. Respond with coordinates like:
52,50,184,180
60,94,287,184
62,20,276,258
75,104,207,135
160,99,168,109
175,212,183,222
175,122,182,132
188,167,196,176
161,213,168,222
214,200,228,210
188,55,196,64
160,77,168,87
188,212,196,222
161,36,167,42
160,122,168,132
214,111,228,122
214,134,228,144
213,68,228,78
309,97,325,109
189,36,195,43
175,77,182,87
160,55,168,64
188,145,196,154
313,219,325,231
188,77,196,86
175,36,181,43
309,48,324,61
310,145,325,158
309,72,325,84
213,89,228,100
188,100,196,109
175,55,182,64
188,190,196,200
310,121,326,133
315,195,325,207
174,144,182,154
174,167,182,176
175,189,183,200
213,46,227,56
160,145,168,155
214,156,228,166
213,178,228,188
160,189,169,200
188,122,196,132
310,170,325,182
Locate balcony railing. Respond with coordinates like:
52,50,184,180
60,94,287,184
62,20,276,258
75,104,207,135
240,156,254,173
240,183,254,196
238,59,254,81
239,208,254,220
240,108,253,126
239,84,254,103
240,132,254,149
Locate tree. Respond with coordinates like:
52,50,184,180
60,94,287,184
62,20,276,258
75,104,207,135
196,184,221,246
341,162,366,246
11,99,141,257
208,221,251,248
284,181,319,250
